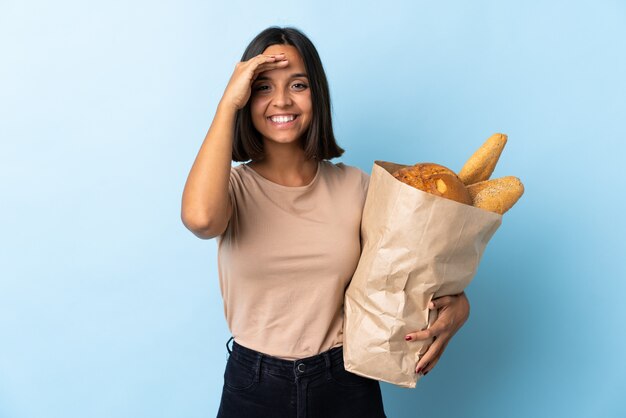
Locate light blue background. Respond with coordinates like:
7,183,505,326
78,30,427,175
1,0,624,417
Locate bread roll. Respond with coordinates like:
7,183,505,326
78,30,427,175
458,133,507,185
467,176,524,214
392,163,472,205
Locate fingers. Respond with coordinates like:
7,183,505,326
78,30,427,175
405,299,460,341
408,294,467,377
416,338,448,375
406,317,450,341
255,59,289,72
429,295,458,310
223,52,291,110
254,52,288,66
241,53,288,70
245,52,285,62
405,294,465,342
249,54,289,80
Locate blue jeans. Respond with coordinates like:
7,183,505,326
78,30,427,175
217,336,387,418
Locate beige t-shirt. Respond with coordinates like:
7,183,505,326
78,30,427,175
216,160,370,360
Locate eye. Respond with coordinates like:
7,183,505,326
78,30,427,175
253,83,308,92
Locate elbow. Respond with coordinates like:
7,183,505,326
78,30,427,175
181,213,225,240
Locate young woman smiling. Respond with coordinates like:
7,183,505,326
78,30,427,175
181,26,470,418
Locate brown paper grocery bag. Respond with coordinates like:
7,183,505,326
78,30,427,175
343,160,502,388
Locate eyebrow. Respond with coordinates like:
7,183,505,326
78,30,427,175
254,73,309,82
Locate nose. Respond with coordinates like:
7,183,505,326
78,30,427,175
272,86,293,107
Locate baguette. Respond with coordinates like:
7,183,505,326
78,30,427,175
458,133,507,185
467,176,524,214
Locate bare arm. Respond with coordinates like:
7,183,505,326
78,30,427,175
180,100,236,239
180,53,290,239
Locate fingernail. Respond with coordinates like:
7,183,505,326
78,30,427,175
428,302,435,309
416,367,422,374
405,335,412,341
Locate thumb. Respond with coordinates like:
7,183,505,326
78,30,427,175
429,295,457,310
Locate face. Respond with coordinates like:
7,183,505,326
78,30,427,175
249,44,313,148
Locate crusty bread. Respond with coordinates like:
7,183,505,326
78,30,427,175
458,133,507,185
467,176,524,214
392,163,472,205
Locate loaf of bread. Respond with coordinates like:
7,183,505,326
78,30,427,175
390,132,524,215
467,176,524,215
392,163,472,205
458,133,507,185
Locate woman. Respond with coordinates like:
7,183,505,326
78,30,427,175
181,26,470,418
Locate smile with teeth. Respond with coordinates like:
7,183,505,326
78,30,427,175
268,114,298,126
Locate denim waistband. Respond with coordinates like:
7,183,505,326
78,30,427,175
226,337,345,378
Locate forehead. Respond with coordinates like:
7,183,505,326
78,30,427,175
261,44,306,70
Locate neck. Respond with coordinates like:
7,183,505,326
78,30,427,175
249,141,318,186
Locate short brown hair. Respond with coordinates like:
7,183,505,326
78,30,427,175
232,26,345,162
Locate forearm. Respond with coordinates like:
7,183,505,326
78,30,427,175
181,100,237,234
